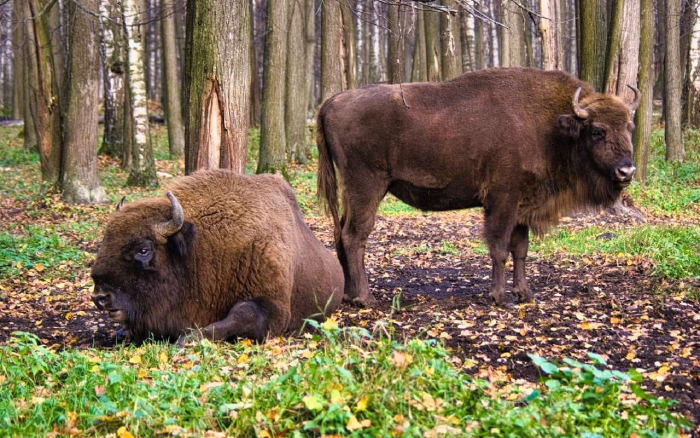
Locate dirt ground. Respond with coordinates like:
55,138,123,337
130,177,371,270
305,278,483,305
1,209,698,429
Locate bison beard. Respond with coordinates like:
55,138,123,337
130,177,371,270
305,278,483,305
317,67,638,307
91,170,344,342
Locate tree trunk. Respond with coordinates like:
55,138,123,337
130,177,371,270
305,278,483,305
502,0,525,67
12,0,23,120
368,0,383,82
633,0,654,181
285,0,307,164
250,1,261,127
440,1,462,79
360,0,370,84
474,7,485,70
184,0,251,174
424,8,441,80
257,0,287,174
161,0,185,158
341,0,358,89
387,1,404,84
603,0,625,92
686,0,700,128
579,0,607,90
664,0,684,161
123,0,158,186
321,0,344,100
411,9,428,82
609,0,640,99
24,0,62,186
304,0,316,110
99,0,126,158
61,0,107,204
460,8,475,72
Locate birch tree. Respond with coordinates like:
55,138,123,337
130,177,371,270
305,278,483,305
99,0,126,158
123,0,158,186
460,8,475,72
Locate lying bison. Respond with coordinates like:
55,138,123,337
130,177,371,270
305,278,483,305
91,170,343,342
317,68,638,307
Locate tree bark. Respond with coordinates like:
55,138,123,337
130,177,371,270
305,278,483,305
123,0,158,186
11,0,23,121
424,8,441,80
440,1,462,79
24,0,62,186
460,8,475,72
184,0,251,174
609,0,640,100
61,0,107,204
285,0,307,164
304,0,316,109
603,0,625,92
686,0,700,128
579,0,608,90
321,0,344,100
99,0,127,158
162,0,185,158
664,0,684,161
412,9,428,82
474,7,485,70
387,1,404,84
633,0,654,181
502,0,525,67
341,0,358,89
368,0,383,82
257,0,287,174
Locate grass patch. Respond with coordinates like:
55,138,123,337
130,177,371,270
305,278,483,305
0,329,689,437
0,225,88,279
533,225,700,280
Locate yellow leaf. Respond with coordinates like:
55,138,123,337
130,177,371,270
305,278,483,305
35,264,45,272
610,317,621,325
390,351,413,367
321,317,339,331
240,339,253,347
65,312,73,320
625,351,636,361
129,355,142,364
257,431,271,438
137,369,148,379
356,395,368,411
117,426,134,438
238,354,249,364
159,352,168,364
657,365,670,375
346,415,365,431
91,365,99,372
330,389,344,405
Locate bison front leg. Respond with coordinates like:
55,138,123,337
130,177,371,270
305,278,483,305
509,224,533,303
483,196,518,307
184,299,291,344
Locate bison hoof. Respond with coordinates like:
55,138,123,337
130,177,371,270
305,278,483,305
343,293,376,308
514,288,534,303
490,292,513,308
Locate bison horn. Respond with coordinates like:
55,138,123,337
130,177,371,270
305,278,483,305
115,196,126,212
572,87,590,119
155,192,184,238
627,84,641,111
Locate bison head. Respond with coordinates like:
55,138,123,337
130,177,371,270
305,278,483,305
91,192,196,339
559,86,639,191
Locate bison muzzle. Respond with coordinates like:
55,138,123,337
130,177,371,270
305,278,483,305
92,170,343,342
317,67,639,307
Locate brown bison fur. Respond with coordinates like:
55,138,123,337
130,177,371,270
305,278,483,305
92,170,343,342
317,67,638,307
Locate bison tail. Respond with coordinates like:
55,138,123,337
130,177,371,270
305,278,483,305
316,110,341,244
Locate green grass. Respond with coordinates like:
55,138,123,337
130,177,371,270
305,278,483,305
0,225,88,279
533,225,700,280
0,329,689,437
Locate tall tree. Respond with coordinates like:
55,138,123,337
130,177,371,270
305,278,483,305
285,0,307,164
368,0,383,82
605,0,640,98
61,0,107,204
23,0,62,186
411,9,428,82
162,0,185,158
460,8,475,72
440,1,462,79
341,0,358,89
664,0,684,161
11,0,23,121
424,7,441,80
123,0,158,186
539,0,563,69
579,0,608,90
633,0,654,180
321,0,344,100
184,0,252,173
99,0,127,158
257,0,287,174
602,0,625,92
387,1,404,84
501,0,525,67
304,0,316,111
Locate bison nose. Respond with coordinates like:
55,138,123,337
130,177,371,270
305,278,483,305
615,165,636,182
92,292,112,310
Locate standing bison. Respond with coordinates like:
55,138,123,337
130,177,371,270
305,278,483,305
91,170,343,342
317,68,639,307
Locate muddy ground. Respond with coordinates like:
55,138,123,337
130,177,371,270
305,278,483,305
1,210,698,429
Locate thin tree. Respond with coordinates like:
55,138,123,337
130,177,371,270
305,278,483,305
304,0,315,112
424,7,441,80
684,0,700,127
440,1,462,79
579,0,608,90
61,0,108,204
23,0,62,186
387,1,404,84
605,0,640,98
184,0,252,173
341,0,358,89
11,0,22,121
539,0,562,69
257,0,288,174
502,0,525,67
123,0,158,186
603,0,625,92
412,8,428,81
99,0,127,158
285,0,307,163
664,0,684,161
633,0,654,180
161,0,185,158
321,0,344,100
460,8,475,72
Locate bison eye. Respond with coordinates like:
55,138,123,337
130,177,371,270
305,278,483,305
591,128,605,139
138,248,150,255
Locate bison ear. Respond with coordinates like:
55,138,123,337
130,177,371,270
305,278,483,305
167,221,197,258
558,114,583,139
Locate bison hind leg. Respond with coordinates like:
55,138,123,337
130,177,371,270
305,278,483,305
509,224,533,303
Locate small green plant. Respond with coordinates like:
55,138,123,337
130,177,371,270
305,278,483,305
439,240,459,255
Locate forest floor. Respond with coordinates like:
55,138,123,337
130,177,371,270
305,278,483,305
1,124,699,436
